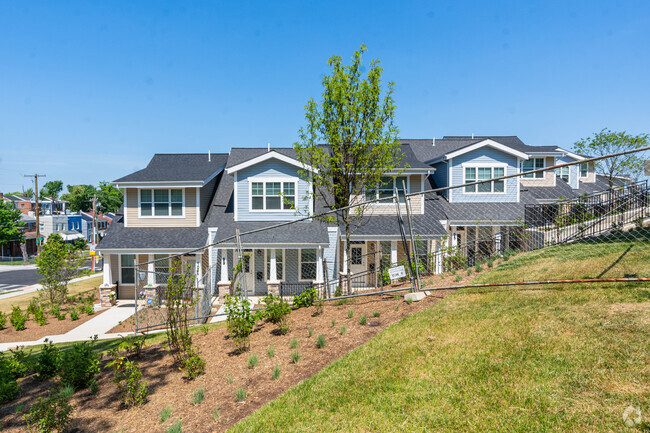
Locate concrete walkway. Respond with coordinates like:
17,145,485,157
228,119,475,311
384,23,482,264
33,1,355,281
0,299,136,351
0,272,103,301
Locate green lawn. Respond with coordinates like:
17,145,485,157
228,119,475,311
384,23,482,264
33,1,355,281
229,235,650,432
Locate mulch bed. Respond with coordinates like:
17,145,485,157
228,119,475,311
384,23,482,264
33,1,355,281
0,291,452,432
0,308,109,344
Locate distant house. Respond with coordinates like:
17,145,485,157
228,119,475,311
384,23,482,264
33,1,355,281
0,214,37,258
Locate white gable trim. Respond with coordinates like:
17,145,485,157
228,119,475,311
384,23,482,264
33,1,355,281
444,139,529,161
556,148,587,161
225,151,319,175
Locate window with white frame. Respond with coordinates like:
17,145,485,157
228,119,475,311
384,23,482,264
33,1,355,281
522,158,544,178
464,167,505,193
251,181,295,211
299,249,317,280
121,254,135,284
265,249,284,280
140,189,183,217
556,166,569,181
365,177,407,203
580,163,588,178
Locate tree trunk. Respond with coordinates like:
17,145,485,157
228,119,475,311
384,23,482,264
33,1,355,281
20,242,28,264
345,215,352,296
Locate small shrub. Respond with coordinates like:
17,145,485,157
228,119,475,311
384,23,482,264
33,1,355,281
27,299,40,316
330,319,335,327
372,311,380,318
267,346,275,358
290,338,299,349
248,354,258,369
347,309,354,319
108,356,149,407
211,407,220,421
312,298,324,316
235,386,247,402
406,297,413,305
118,335,147,357
293,288,317,308
278,318,291,335
59,385,74,400
392,294,401,300
193,388,205,405
84,304,95,315
262,293,291,325
200,325,209,335
226,375,233,384
36,340,60,381
334,298,351,306
271,364,281,380
7,346,33,378
455,274,463,282
10,306,27,331
334,285,342,297
23,391,75,433
89,380,99,394
474,263,482,273
69,308,80,321
0,311,6,329
180,347,206,380
224,290,262,353
503,253,510,262
467,268,473,276
59,336,100,390
316,334,326,349
359,315,367,325
160,405,172,423
166,421,182,433
340,326,346,335
487,259,494,268
291,350,300,364
0,357,19,403
307,328,313,337
34,307,48,326
14,402,25,413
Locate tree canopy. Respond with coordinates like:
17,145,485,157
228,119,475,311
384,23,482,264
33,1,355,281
40,180,64,200
96,181,123,213
574,129,649,187
36,234,86,305
0,201,25,246
61,184,96,212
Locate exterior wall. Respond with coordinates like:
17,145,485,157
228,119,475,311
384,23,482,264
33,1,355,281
520,156,556,187
581,161,596,183
68,216,82,232
235,159,312,222
430,162,449,199
449,148,519,203
324,228,338,281
353,174,424,215
557,156,579,189
124,187,199,228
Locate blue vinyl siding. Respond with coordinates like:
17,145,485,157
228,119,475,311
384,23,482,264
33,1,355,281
324,228,338,281
430,162,449,199
449,148,519,203
557,156,579,189
236,159,311,221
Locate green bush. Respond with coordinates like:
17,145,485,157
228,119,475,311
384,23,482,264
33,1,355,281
181,347,206,380
272,364,281,380
474,263,483,273
224,290,262,353
0,311,6,329
69,309,80,321
308,328,313,337
235,386,247,402
34,307,48,326
166,421,182,433
248,354,258,369
316,334,326,349
293,288,317,308
59,336,100,390
84,304,94,315
347,309,354,319
334,285,342,297
262,293,291,324
340,325,346,335
118,335,147,357
10,306,28,331
193,388,205,405
0,357,19,403
7,346,33,378
23,391,75,433
160,405,172,423
108,355,149,408
487,259,494,268
372,311,380,317
290,338,299,349
50,306,65,321
455,274,463,282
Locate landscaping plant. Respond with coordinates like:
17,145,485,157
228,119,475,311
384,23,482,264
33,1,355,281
118,334,147,357
316,334,326,349
261,293,291,334
248,354,258,369
0,356,19,403
69,308,79,321
340,325,346,335
293,288,317,308
59,336,100,390
166,421,182,433
267,346,275,358
224,288,263,352
291,350,301,363
0,311,6,329
235,386,247,402
160,405,172,423
35,234,86,306
10,306,28,331
23,389,75,433
272,364,281,380
193,388,205,405
34,306,48,326
359,315,367,325
290,338,299,349
7,345,33,378
107,353,149,407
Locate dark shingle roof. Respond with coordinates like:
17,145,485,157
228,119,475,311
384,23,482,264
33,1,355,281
114,153,228,183
225,148,299,169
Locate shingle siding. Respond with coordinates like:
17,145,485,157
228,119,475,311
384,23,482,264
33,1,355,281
449,148,519,203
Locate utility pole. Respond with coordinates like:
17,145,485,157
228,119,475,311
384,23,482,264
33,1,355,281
24,174,46,256
91,194,97,272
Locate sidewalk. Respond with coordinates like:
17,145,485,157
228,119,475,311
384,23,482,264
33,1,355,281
0,272,103,301
0,299,135,351
0,264,38,273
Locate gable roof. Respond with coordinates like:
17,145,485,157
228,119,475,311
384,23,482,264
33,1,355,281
113,153,228,185
225,149,318,175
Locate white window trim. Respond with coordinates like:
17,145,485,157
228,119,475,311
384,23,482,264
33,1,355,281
298,248,317,281
119,253,136,286
462,166,507,194
264,248,286,281
248,177,298,213
522,158,545,179
579,163,589,178
138,188,186,218
365,176,410,205
556,166,570,181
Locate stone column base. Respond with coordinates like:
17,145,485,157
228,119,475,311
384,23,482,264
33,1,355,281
217,281,231,300
267,282,280,297
99,284,117,308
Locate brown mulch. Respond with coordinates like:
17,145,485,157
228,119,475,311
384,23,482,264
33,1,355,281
0,308,109,344
0,291,452,433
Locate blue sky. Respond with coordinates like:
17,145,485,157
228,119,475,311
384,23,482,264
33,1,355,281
1,0,649,192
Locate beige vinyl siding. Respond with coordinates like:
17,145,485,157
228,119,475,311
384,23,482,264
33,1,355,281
352,174,424,215
520,157,556,187
582,162,596,183
125,187,199,227
109,254,119,286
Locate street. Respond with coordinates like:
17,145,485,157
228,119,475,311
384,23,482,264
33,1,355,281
0,259,98,294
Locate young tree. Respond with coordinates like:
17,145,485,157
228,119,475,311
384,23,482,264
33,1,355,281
61,184,96,212
96,181,123,213
0,201,25,261
294,45,403,289
24,188,34,198
36,234,86,305
574,129,649,187
40,180,64,201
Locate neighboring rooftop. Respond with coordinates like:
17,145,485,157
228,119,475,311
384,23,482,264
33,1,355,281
113,153,229,184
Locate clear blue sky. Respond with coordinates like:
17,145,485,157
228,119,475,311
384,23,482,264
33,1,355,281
1,0,649,192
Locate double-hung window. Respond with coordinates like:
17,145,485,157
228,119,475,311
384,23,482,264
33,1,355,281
300,249,317,280
522,158,544,178
366,177,408,203
464,167,504,193
251,181,296,211
556,166,569,181
121,254,135,284
580,163,588,178
140,189,183,217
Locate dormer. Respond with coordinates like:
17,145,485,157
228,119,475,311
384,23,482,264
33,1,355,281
225,149,317,222
113,153,228,228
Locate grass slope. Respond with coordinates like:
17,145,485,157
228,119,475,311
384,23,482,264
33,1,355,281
230,236,650,432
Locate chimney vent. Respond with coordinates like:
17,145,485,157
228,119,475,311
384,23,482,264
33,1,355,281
267,142,271,152
208,150,211,162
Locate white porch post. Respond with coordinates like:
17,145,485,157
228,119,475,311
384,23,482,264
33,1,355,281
342,242,348,274
269,249,277,282
147,254,155,286
435,242,443,274
102,255,112,286
220,250,229,283
390,241,398,265
316,247,324,283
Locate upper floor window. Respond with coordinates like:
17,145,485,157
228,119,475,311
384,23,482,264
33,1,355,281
464,167,505,193
580,163,588,178
522,158,544,178
251,181,295,211
556,166,569,181
140,189,183,217
365,176,407,203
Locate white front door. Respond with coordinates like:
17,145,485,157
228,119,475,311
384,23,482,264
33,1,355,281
349,243,367,276
241,250,255,295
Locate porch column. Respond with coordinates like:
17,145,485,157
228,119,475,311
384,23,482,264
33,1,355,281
342,242,348,274
147,254,155,286
102,255,113,286
390,241,398,265
315,247,324,283
269,249,277,282
99,254,116,307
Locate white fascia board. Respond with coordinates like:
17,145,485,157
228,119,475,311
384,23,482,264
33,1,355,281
114,181,204,188
215,242,330,249
444,139,530,161
225,151,319,175
384,168,434,175
556,148,587,161
96,248,196,254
